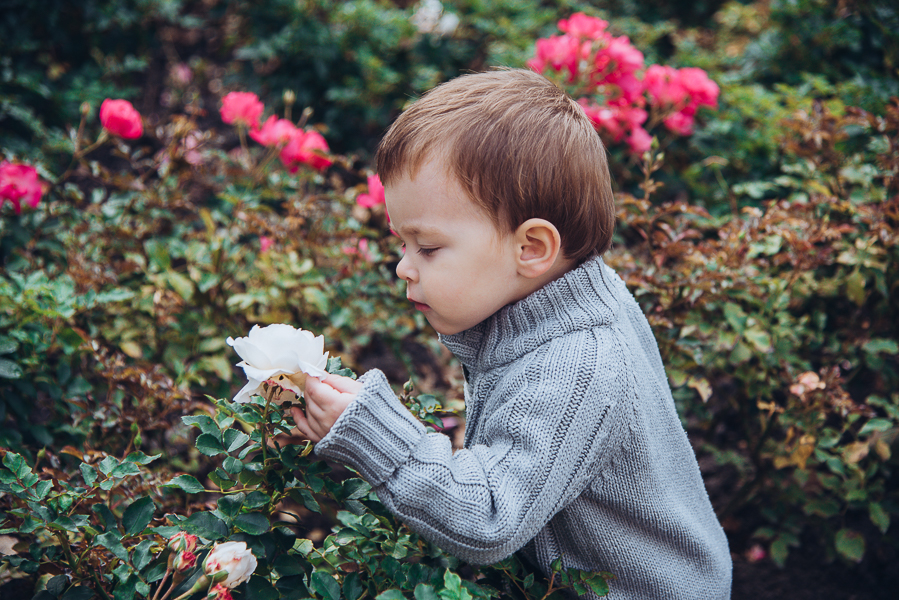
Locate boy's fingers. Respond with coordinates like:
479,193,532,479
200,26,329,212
323,373,363,394
290,406,321,442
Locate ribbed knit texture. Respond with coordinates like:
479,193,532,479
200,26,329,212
315,256,732,599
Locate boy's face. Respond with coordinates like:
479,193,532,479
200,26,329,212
386,158,528,336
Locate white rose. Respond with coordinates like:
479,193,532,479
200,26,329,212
226,324,329,404
203,541,258,588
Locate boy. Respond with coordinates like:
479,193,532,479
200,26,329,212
292,69,732,599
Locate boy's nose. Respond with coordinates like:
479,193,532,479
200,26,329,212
396,254,417,282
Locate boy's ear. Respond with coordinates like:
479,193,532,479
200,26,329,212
513,218,564,279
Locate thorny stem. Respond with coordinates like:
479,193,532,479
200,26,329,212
151,568,172,600
261,384,279,466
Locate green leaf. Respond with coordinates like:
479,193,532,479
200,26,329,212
439,570,470,600
584,573,610,597
223,429,250,453
743,327,772,353
414,584,439,600
376,590,406,600
859,418,894,436
124,452,162,465
247,575,280,600
222,456,243,474
863,339,899,355
132,539,154,571
196,433,225,456
217,493,246,520
92,504,120,533
34,480,52,500
344,572,365,600
182,415,221,437
311,570,341,600
343,478,372,500
48,574,68,596
80,463,98,487
869,502,890,534
182,512,228,540
2,452,28,478
0,358,23,379
0,338,17,354
98,456,118,476
234,512,270,535
97,530,130,562
61,586,96,600
835,528,865,562
164,475,205,494
122,496,155,536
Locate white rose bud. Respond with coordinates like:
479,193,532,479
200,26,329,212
226,324,329,404
203,541,257,588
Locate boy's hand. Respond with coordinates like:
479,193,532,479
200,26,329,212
291,374,363,442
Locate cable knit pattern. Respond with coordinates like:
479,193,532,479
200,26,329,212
315,256,732,599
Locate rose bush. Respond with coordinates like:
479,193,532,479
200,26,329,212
226,324,329,403
99,98,144,139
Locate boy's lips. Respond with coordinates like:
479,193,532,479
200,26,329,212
408,296,431,311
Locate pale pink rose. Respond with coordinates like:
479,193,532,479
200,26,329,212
203,541,257,588
746,544,767,563
220,92,264,128
0,162,42,213
558,13,609,40
279,129,332,172
226,324,329,403
259,236,274,253
626,126,653,154
250,115,298,147
100,99,143,139
171,63,193,87
356,174,385,208
167,531,199,553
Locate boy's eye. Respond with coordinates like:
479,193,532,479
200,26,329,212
417,247,438,257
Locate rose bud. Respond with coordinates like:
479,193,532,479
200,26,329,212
203,541,257,588
173,550,198,573
167,531,199,553
206,583,234,600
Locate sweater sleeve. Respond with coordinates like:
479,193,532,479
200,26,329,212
314,328,630,565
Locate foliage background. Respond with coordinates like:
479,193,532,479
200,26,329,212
1,0,898,598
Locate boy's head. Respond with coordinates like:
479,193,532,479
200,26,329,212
376,68,615,264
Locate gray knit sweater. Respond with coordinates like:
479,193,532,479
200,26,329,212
315,256,732,599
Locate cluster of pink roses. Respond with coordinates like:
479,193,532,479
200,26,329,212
220,91,332,172
527,12,719,153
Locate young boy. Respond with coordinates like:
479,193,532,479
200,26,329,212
292,69,732,599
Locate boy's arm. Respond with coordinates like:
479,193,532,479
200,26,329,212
312,330,630,566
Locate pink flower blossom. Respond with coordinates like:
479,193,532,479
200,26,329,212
250,115,298,147
171,63,193,87
626,127,653,154
100,99,143,139
343,238,375,262
356,174,385,208
0,162,42,214
527,35,585,81
207,584,234,600
174,550,198,573
167,531,199,553
279,129,332,172
746,544,767,563
558,12,609,40
220,92,264,128
643,65,688,108
663,111,694,136
260,236,274,253
679,67,720,109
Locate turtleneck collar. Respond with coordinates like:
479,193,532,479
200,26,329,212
438,255,624,372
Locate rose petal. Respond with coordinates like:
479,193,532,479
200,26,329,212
232,379,264,404
228,335,276,369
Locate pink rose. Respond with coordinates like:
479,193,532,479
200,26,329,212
356,174,385,208
527,35,584,81
203,541,257,588
259,236,274,253
626,127,653,154
279,129,332,172
0,162,42,214
207,584,234,600
679,67,720,109
663,111,695,136
643,65,688,108
250,115,298,147
174,550,198,573
167,531,199,553
558,13,609,40
100,99,143,139
220,92,264,128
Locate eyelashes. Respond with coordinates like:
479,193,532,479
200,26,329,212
417,247,438,257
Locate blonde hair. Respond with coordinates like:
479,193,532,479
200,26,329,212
375,68,615,261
